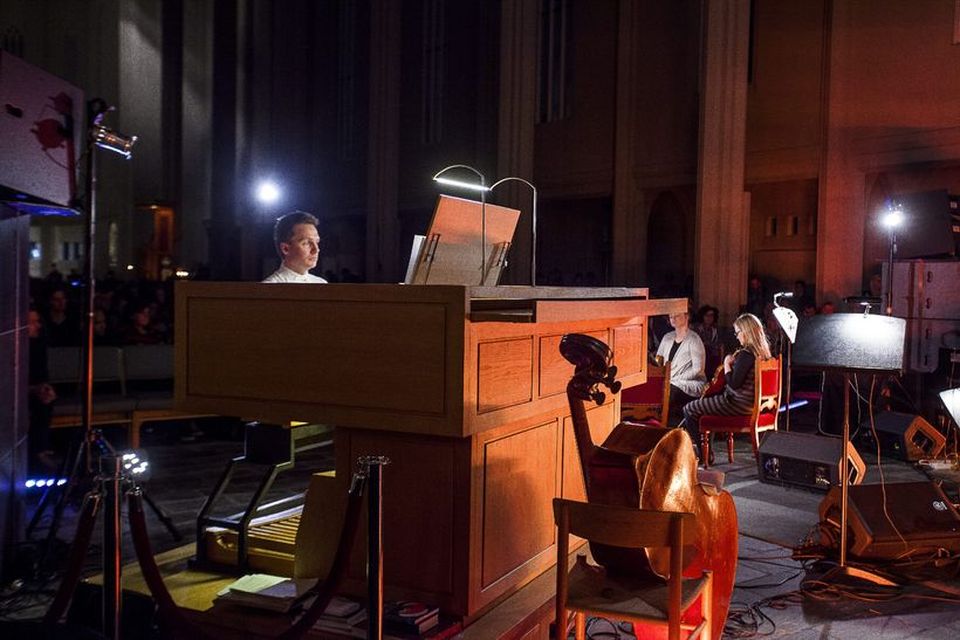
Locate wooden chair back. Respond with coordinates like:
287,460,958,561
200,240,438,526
620,361,671,424
554,498,710,640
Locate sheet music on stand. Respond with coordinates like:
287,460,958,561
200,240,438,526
405,195,520,286
792,313,906,584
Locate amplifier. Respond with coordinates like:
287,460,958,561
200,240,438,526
758,431,864,492
819,482,960,559
858,412,945,461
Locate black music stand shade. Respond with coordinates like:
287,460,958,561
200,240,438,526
941,388,960,426
793,314,905,374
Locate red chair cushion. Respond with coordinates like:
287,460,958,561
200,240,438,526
621,381,665,404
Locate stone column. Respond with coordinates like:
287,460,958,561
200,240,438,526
817,2,864,305
695,0,750,319
611,0,648,286
496,0,538,285
365,0,402,283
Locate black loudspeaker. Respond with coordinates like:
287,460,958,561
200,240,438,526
758,431,865,492
819,482,960,559
859,411,946,461
0,51,83,207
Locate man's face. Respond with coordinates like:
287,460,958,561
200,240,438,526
280,223,320,274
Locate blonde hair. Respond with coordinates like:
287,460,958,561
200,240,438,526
733,313,772,360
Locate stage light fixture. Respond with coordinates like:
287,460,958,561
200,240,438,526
255,180,282,205
93,125,137,159
882,201,905,315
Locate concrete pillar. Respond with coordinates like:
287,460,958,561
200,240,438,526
365,0,402,283
817,2,864,305
611,0,648,286
496,0,538,285
695,0,751,319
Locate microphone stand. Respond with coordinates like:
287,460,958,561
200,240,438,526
772,293,798,431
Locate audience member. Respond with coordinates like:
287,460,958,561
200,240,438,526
27,308,58,473
44,287,80,346
692,305,723,374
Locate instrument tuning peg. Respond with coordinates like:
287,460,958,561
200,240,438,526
609,380,622,394
608,365,618,379
591,390,606,406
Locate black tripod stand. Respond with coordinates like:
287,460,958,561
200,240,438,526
23,100,179,574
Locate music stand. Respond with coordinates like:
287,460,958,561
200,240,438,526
408,195,520,286
793,313,906,584
939,388,960,459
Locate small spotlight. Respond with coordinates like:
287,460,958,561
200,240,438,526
57,479,66,486
256,180,281,205
175,269,190,278
882,204,904,230
126,264,134,271
93,125,137,159
25,479,36,488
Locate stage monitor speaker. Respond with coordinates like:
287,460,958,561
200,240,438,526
0,51,83,207
858,411,945,461
819,481,960,559
758,431,865,492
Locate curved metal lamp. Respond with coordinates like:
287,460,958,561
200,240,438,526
432,164,488,278
490,176,537,286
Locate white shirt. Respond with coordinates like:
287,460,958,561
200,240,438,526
262,265,328,284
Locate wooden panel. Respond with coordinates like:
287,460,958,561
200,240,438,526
538,330,607,398
612,323,644,377
561,401,618,501
480,421,558,588
343,429,464,600
477,337,533,413
186,299,447,414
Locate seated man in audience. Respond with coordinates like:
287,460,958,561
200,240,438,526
656,307,707,427
262,211,328,283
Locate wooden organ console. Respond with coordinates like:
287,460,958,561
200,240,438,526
175,282,684,619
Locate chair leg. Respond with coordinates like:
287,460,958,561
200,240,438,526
574,611,586,640
701,570,713,640
700,432,711,468
726,433,735,462
752,430,762,462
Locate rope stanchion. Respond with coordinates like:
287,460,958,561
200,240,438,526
276,468,368,640
127,467,369,640
44,492,101,624
127,489,217,640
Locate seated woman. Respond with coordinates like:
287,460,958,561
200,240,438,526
656,308,707,427
681,313,772,459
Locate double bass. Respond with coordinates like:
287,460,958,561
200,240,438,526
559,333,738,640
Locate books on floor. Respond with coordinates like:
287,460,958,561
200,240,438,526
216,574,316,613
313,596,367,636
383,601,441,636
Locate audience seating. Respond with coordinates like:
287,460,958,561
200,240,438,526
47,344,212,447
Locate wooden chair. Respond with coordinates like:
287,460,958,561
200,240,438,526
700,356,782,468
620,361,671,424
553,498,713,640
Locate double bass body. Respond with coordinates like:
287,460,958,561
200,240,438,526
559,334,738,640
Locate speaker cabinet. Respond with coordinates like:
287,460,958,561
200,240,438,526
819,482,960,559
758,431,865,492
859,411,945,461
0,51,83,207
